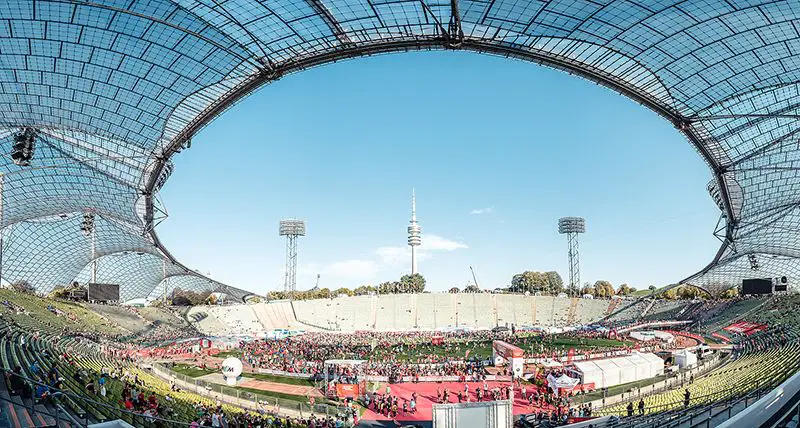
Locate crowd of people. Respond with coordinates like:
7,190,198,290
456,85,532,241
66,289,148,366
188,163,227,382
238,329,632,380
7,289,791,428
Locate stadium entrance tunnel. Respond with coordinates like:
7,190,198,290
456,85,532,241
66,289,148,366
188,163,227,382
2,0,800,298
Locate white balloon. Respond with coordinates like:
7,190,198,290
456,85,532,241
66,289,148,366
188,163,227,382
221,357,243,386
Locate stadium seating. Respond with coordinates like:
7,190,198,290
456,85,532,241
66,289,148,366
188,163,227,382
599,339,800,417
695,298,769,337
87,304,150,335
0,296,309,427
189,293,616,334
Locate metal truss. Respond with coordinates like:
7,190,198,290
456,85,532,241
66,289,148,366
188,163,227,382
4,0,800,297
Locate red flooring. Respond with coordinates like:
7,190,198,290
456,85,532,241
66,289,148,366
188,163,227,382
361,381,552,422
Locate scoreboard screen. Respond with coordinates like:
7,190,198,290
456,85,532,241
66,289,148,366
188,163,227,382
88,283,120,302
742,278,772,295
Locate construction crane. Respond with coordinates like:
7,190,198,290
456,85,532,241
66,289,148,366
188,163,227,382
469,266,480,290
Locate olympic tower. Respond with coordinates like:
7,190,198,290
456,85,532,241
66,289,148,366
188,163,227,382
408,189,422,274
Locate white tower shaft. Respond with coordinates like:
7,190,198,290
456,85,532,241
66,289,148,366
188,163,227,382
407,189,422,275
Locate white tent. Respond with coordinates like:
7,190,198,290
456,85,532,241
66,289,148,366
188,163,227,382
612,356,637,385
629,330,675,343
572,352,664,389
673,350,698,368
547,373,579,394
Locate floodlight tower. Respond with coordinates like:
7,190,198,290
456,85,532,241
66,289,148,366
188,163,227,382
408,189,422,275
279,219,306,296
558,217,585,296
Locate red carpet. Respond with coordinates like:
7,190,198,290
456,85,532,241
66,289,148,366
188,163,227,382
361,381,553,422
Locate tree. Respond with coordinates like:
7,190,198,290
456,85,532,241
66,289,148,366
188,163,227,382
334,287,354,297
580,284,595,296
510,273,529,292
400,274,426,293
510,271,552,293
353,285,375,296
661,287,678,300
464,284,481,293
545,271,564,294
648,285,657,292
267,291,288,300
719,288,739,299
378,281,400,294
449,287,459,293
676,284,709,300
593,280,615,298
616,283,635,296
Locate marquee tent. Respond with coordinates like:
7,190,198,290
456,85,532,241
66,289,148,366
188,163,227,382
571,352,664,389
673,350,698,369
547,373,580,395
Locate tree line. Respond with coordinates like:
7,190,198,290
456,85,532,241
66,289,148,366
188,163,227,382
266,274,426,301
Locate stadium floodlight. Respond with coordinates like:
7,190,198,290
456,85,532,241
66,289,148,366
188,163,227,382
558,217,586,296
11,128,36,167
279,219,306,296
81,211,98,286
748,254,760,271
279,219,306,237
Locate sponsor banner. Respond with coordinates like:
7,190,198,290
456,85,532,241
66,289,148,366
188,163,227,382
723,322,768,336
335,383,360,399
493,340,524,359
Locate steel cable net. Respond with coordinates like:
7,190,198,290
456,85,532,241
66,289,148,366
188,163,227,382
3,0,800,296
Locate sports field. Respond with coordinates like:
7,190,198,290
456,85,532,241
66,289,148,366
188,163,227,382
370,335,629,361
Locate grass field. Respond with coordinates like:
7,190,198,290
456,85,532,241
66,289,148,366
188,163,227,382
215,349,243,358
173,363,315,387
171,364,217,378
371,336,631,361
234,386,314,404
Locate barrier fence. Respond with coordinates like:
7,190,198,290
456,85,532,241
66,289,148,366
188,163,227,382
151,363,354,422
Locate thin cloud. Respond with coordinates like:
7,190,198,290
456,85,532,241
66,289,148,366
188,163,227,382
470,207,494,215
319,234,467,282
423,235,468,251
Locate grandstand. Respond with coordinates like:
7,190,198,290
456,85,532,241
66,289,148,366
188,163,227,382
187,294,613,335
5,0,800,426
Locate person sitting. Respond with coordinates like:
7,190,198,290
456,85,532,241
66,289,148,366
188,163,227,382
34,384,50,403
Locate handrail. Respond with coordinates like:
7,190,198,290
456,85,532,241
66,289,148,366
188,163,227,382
585,379,784,428
717,369,800,428
588,352,728,411
0,385,76,427
3,369,196,427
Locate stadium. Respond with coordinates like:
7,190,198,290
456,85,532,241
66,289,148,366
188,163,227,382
2,0,800,427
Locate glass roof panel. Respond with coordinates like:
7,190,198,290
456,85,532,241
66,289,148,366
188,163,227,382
4,0,800,297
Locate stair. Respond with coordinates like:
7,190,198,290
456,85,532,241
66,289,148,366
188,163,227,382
607,298,620,315
640,299,656,318
567,298,579,325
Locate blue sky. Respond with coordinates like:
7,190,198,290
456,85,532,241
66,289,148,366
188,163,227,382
156,52,721,296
